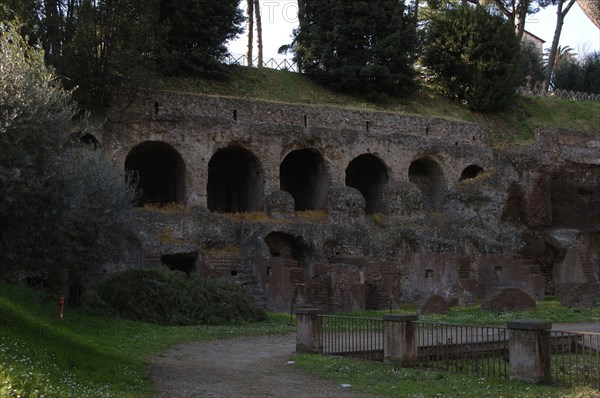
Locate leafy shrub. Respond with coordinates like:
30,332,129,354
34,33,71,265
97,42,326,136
95,268,267,325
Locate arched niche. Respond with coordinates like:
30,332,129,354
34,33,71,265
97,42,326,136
207,146,264,213
280,148,328,211
345,154,389,214
408,157,446,212
125,141,185,206
460,165,484,181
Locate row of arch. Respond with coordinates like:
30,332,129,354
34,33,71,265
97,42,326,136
125,141,484,214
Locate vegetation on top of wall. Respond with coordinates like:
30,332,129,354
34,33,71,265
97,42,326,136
143,203,192,214
153,66,600,147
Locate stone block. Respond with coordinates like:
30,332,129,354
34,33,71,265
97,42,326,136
482,288,536,312
266,190,295,219
383,182,423,218
419,295,450,315
557,283,597,309
326,186,365,223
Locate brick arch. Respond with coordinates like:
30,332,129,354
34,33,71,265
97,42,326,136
345,154,389,215
207,145,264,213
408,156,446,212
125,141,185,206
280,148,329,211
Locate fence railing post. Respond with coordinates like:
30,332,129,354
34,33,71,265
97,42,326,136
507,321,552,383
383,314,419,366
295,309,326,354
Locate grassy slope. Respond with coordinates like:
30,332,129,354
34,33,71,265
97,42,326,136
154,66,600,147
0,281,294,398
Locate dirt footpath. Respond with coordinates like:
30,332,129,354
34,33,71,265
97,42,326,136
148,334,375,398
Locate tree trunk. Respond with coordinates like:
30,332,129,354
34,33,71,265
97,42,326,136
414,0,419,20
247,0,254,67
254,0,263,68
515,0,528,41
543,0,577,92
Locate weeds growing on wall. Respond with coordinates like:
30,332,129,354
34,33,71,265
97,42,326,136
143,203,192,214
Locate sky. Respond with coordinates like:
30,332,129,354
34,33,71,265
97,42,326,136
227,0,600,61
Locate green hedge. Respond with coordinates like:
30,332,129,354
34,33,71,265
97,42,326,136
95,268,266,325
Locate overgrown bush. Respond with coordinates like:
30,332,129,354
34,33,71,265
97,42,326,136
95,268,267,325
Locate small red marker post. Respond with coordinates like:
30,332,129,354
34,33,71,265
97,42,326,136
59,295,65,320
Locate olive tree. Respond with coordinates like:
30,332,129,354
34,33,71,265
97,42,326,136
1,22,138,303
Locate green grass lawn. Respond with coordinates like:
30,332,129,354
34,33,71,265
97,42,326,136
3,280,600,398
292,353,581,398
0,281,294,398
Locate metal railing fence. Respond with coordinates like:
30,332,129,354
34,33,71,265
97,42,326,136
315,315,600,388
551,331,600,388
416,322,509,379
517,87,600,101
223,53,298,72
319,315,384,361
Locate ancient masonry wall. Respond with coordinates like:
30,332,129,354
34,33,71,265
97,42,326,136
103,92,600,312
105,91,494,209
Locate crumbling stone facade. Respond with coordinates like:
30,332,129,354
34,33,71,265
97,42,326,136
103,92,600,312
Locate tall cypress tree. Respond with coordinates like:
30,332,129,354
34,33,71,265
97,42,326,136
423,4,521,112
294,0,417,98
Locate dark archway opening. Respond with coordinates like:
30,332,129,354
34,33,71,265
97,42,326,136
345,154,389,214
125,141,185,206
280,149,328,211
161,253,197,275
262,232,311,312
460,165,484,181
408,157,446,212
207,146,264,213
264,232,308,261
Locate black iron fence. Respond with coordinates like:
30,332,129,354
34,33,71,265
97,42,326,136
551,330,600,388
310,314,600,388
224,53,298,72
416,322,509,379
319,315,384,361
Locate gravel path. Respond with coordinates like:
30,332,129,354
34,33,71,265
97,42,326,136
148,334,375,398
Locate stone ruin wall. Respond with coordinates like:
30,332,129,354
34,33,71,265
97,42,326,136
103,91,600,312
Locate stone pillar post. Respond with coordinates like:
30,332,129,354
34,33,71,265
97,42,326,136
383,314,419,366
507,322,552,383
295,309,326,353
